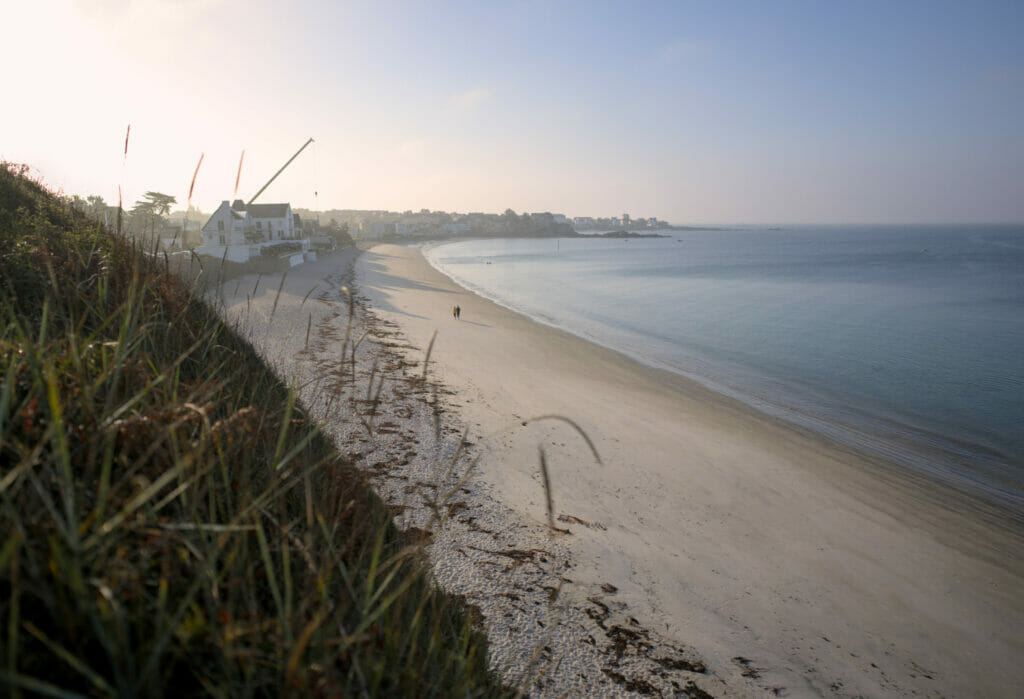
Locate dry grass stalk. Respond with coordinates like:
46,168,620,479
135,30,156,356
300,284,318,309
234,149,245,197
187,153,203,207
526,414,602,465
421,330,437,380
269,271,288,325
538,446,555,530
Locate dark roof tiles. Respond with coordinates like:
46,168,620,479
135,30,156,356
247,203,291,219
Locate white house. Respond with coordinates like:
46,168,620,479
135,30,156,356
201,200,249,247
197,199,305,263
247,203,295,241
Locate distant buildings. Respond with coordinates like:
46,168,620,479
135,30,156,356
207,206,673,244
573,213,669,231
340,209,674,239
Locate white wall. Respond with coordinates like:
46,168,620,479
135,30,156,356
201,201,247,246
250,204,294,240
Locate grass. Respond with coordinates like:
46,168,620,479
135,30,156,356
0,162,507,697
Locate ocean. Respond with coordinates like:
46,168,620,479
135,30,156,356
423,225,1024,511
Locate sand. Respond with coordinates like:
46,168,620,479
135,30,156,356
215,244,1024,697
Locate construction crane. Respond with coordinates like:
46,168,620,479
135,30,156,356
247,137,314,206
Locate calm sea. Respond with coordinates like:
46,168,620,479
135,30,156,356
424,226,1024,511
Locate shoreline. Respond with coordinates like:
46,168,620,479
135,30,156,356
421,238,1024,517
355,244,1024,697
408,237,1024,555
213,248,724,695
216,245,1024,696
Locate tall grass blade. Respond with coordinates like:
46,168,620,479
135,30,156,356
44,364,77,543
269,271,287,325
421,330,437,380
22,621,115,695
0,670,89,699
272,386,297,469
255,518,288,644
234,149,245,197
526,414,602,465
538,446,555,530
300,284,318,309
4,535,20,679
187,153,204,207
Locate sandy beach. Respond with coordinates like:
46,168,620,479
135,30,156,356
218,244,1024,697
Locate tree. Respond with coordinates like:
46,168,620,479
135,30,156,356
143,191,176,217
86,195,106,219
325,219,353,247
129,192,177,235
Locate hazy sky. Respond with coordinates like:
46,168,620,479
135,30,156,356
4,0,1022,223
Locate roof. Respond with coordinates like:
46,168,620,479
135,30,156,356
247,203,291,219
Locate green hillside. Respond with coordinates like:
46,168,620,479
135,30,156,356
0,163,505,697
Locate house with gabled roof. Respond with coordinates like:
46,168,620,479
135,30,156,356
197,199,310,263
246,202,295,241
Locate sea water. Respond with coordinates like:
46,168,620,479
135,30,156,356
424,225,1024,511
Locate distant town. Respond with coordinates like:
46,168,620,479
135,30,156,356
64,190,717,263
303,208,685,242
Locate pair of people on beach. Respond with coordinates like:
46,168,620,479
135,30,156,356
452,305,461,319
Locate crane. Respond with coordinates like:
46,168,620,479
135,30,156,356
247,137,314,206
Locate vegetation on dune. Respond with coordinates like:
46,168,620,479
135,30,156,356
0,163,505,697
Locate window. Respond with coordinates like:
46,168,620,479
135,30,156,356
217,220,224,231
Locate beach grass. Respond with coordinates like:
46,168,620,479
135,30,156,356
0,162,507,696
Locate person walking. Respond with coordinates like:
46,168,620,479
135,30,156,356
455,305,461,319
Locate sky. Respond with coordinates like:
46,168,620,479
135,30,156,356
3,0,1022,224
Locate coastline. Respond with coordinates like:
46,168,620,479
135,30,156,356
420,236,1024,515
216,245,1024,697
357,244,1024,696
212,248,723,695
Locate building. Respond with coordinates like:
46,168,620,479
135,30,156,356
197,199,310,263
354,221,395,240
247,202,296,241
